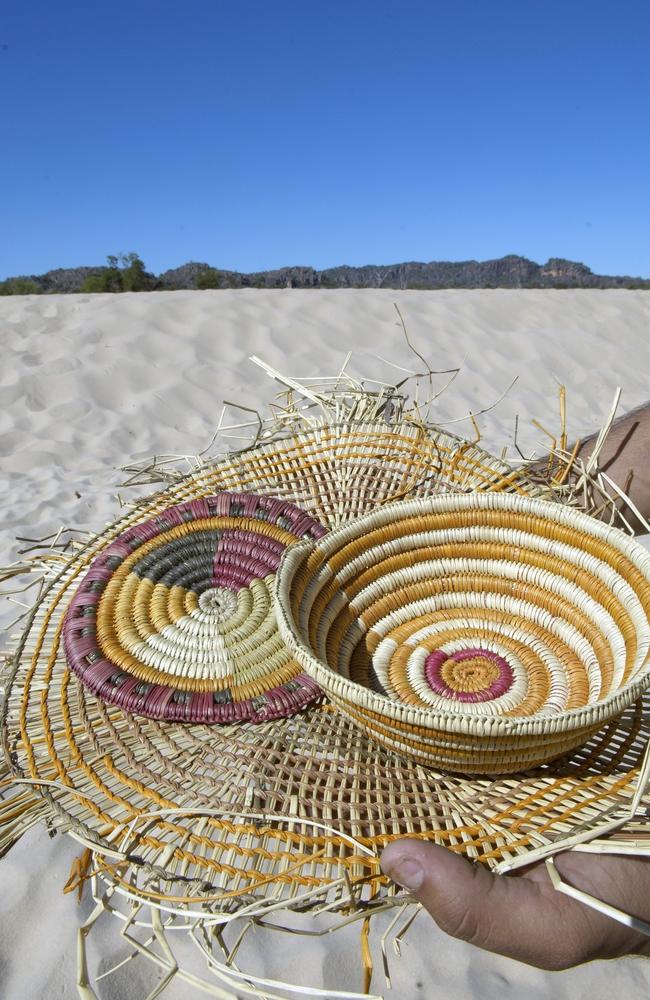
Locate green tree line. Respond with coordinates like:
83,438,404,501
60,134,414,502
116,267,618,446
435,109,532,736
80,253,157,292
0,253,157,295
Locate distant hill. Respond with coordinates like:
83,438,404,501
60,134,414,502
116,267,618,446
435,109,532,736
2,255,649,292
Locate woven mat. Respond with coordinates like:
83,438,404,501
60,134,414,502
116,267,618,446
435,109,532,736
3,419,650,919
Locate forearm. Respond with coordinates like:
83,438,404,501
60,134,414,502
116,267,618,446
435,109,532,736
573,400,650,533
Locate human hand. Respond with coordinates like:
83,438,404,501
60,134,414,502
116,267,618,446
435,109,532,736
380,840,650,970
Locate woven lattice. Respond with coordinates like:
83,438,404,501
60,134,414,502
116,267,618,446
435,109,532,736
62,492,327,723
2,417,650,930
275,492,650,772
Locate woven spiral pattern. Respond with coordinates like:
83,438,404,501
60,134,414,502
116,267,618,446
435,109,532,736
63,492,327,722
276,492,650,772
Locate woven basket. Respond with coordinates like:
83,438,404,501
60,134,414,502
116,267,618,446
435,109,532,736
61,491,327,723
275,492,650,773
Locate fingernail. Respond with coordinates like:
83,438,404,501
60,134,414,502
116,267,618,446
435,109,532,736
382,856,424,892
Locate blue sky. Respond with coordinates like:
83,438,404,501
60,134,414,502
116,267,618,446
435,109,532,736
2,1,649,279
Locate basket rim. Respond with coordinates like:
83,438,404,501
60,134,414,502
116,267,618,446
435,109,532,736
274,491,650,738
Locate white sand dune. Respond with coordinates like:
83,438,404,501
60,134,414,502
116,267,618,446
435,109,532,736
2,289,650,998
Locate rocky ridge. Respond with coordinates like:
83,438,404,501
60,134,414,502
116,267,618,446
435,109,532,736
4,255,649,292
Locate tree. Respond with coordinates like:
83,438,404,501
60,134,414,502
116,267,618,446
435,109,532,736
81,253,156,293
120,252,155,291
0,277,42,295
196,268,224,290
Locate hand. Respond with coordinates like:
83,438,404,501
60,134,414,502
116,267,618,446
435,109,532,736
380,840,650,970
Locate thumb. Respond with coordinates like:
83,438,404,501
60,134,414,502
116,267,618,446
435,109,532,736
380,839,574,969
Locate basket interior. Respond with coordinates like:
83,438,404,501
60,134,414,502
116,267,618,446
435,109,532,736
282,494,650,722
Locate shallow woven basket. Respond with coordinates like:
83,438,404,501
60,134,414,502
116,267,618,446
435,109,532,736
275,492,650,773
62,491,327,723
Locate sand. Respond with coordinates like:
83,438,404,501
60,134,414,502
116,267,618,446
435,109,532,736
2,288,650,998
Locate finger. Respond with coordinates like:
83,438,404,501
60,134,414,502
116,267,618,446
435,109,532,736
380,839,584,969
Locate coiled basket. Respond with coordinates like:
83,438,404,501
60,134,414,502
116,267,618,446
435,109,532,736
274,493,650,773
